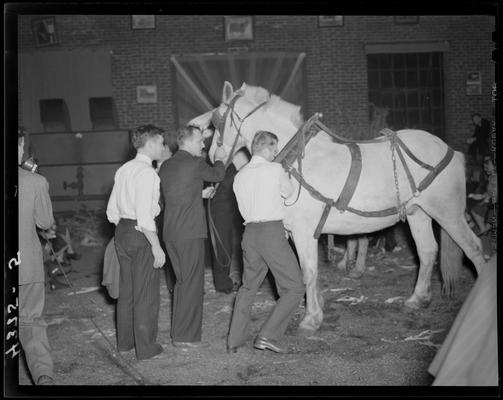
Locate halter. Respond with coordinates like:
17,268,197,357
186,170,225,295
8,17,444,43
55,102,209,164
211,93,268,167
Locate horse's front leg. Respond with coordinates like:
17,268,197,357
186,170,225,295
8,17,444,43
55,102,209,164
292,230,324,333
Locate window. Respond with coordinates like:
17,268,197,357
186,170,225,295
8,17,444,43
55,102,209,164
89,97,116,130
367,52,445,138
39,99,71,132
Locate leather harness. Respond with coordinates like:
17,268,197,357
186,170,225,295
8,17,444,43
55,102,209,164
274,114,455,239
210,93,455,244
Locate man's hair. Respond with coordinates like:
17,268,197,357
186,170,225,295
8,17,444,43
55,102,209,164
176,127,199,147
251,130,278,155
131,124,164,150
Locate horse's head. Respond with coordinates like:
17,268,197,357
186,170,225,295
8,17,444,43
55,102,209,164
208,81,303,164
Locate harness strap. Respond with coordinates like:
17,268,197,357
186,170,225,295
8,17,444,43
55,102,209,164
314,203,333,240
275,113,322,165
417,147,455,192
395,136,435,170
334,143,362,212
394,144,419,195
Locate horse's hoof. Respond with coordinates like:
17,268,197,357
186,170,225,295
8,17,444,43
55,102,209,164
336,263,346,272
404,296,431,310
297,326,317,337
348,270,364,279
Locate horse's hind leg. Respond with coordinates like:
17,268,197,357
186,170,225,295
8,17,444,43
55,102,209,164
291,229,324,333
404,206,438,309
337,237,357,272
349,236,369,279
435,215,485,275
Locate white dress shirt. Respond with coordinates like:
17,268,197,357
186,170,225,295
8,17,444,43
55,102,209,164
233,155,293,224
106,153,160,232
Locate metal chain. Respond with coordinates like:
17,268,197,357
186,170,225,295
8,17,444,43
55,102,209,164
390,136,406,222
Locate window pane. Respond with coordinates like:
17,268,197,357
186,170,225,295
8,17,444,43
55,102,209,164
407,109,420,127
381,71,392,88
431,89,442,106
418,53,430,68
393,54,405,69
381,92,393,108
406,71,418,87
395,71,406,88
395,92,406,108
89,97,116,129
379,55,391,69
405,54,417,68
407,91,419,107
39,99,70,132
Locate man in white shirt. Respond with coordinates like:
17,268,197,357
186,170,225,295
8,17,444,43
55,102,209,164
227,130,305,354
106,124,167,361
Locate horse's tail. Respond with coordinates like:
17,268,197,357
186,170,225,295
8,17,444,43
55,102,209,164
439,227,463,297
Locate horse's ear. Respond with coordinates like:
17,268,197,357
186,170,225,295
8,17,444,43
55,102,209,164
222,81,234,103
239,82,247,92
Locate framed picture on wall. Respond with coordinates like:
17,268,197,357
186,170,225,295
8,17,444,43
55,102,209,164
318,16,344,27
224,16,254,41
137,85,157,103
32,17,58,47
131,15,156,30
394,16,419,25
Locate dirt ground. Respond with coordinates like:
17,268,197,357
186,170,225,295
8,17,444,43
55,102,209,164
17,225,482,391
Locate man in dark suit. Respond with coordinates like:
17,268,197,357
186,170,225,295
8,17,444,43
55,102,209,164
159,127,227,348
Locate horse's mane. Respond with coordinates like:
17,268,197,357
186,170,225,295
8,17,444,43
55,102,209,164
240,84,304,128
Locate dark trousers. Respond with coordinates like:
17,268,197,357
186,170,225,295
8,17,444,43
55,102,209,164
227,221,305,347
165,238,205,342
114,219,162,360
209,200,239,292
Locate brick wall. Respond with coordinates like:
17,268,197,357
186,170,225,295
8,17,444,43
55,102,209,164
18,15,495,151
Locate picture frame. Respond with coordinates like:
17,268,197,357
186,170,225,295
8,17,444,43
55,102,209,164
137,85,157,103
131,15,156,30
224,16,254,41
394,16,419,25
318,16,344,27
32,17,58,47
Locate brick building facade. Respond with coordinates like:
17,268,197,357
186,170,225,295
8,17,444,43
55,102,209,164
15,14,495,210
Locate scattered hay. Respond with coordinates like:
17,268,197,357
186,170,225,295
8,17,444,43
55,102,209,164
57,206,112,247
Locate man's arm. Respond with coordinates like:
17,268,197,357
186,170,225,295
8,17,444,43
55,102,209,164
34,177,55,230
198,159,226,182
106,183,120,225
135,169,165,269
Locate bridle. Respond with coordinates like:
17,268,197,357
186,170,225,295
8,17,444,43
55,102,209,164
211,92,268,168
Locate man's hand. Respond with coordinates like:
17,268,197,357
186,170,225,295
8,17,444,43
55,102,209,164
152,245,166,269
202,186,216,199
214,146,227,162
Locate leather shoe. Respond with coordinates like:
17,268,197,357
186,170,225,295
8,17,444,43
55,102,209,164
172,341,209,349
37,375,54,385
253,336,288,353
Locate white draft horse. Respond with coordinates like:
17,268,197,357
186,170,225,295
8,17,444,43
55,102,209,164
202,81,485,333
